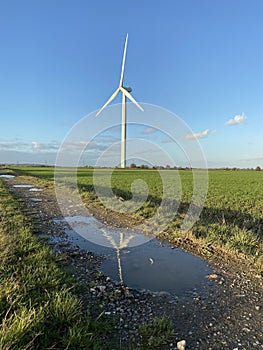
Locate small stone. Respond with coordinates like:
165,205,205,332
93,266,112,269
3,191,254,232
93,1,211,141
255,305,260,311
97,285,106,292
206,274,218,280
177,339,186,350
242,327,250,332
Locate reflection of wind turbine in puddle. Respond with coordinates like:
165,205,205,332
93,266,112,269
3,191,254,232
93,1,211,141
101,228,135,285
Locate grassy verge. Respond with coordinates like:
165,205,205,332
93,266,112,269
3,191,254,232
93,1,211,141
0,179,113,349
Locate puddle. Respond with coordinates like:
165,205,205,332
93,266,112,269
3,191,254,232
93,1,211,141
0,174,15,179
56,216,150,248
29,188,43,192
53,216,213,296
12,184,43,192
30,198,43,202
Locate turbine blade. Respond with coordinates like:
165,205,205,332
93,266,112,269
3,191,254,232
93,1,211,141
120,87,144,112
96,88,120,116
119,34,128,87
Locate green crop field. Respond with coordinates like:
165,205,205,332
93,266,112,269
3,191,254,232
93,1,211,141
7,166,263,270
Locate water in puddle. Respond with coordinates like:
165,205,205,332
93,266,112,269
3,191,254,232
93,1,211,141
30,198,43,202
53,216,213,296
29,188,43,192
0,174,15,179
13,184,33,188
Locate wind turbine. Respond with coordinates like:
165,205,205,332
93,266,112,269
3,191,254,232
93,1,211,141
96,34,144,168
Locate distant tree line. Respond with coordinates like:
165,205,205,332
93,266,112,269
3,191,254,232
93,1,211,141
129,163,190,170
129,164,262,171
218,166,261,171
80,164,262,171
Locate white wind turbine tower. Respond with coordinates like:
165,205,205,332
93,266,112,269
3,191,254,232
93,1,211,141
96,34,144,168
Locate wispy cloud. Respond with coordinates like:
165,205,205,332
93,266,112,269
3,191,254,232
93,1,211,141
60,135,119,153
61,141,88,151
225,114,246,126
0,141,29,151
162,137,173,144
0,140,59,153
143,127,155,134
31,141,59,152
185,129,216,140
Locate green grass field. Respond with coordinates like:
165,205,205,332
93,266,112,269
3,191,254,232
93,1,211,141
7,166,263,271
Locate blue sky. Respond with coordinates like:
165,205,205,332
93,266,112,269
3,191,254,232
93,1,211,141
0,0,263,168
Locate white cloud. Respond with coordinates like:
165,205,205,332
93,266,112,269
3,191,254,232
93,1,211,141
61,135,119,153
31,141,59,151
143,127,155,134
0,140,59,153
0,141,29,151
225,114,246,126
32,141,40,150
185,129,215,140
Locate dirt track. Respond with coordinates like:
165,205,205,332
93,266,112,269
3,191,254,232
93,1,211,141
3,174,263,350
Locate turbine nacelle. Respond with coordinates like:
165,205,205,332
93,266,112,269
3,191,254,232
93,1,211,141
124,87,132,93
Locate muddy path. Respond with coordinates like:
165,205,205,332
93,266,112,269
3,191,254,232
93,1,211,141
1,173,263,349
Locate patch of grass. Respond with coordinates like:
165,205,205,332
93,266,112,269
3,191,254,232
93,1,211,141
0,180,113,349
135,317,175,349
